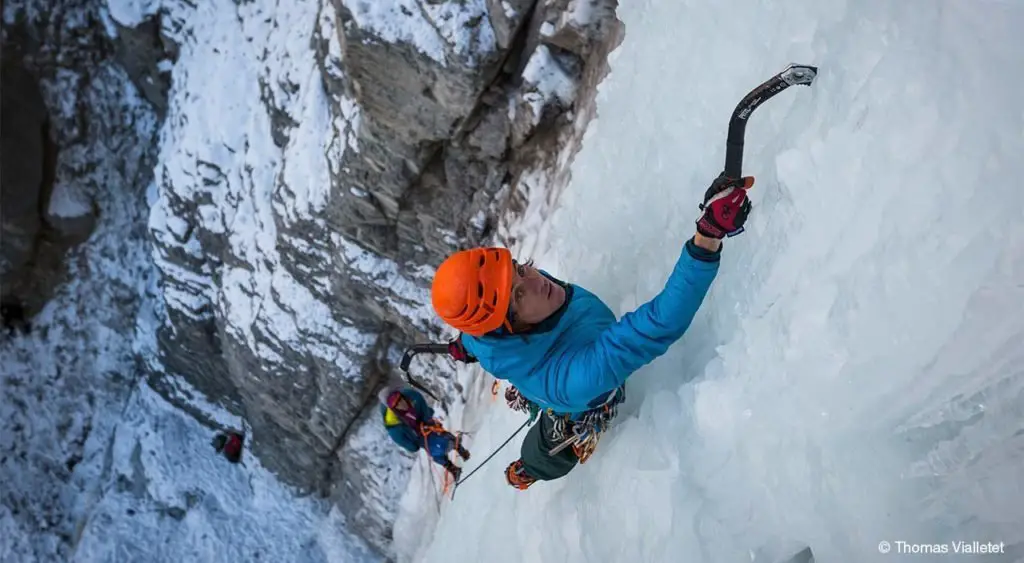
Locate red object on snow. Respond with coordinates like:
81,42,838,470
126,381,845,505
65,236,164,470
221,432,244,463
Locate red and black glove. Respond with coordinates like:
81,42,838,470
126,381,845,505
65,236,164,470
696,173,754,239
447,337,477,364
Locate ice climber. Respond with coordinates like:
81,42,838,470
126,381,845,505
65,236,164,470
379,385,470,481
430,173,754,490
211,430,245,464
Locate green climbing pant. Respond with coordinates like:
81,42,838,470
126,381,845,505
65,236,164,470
518,385,626,481
519,410,579,481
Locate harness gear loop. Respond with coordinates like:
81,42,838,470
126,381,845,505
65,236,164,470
547,387,624,460
419,421,447,437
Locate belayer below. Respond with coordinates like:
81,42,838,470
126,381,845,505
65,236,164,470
379,385,470,481
430,172,754,490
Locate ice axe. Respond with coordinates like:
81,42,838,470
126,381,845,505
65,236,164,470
723,63,818,179
398,343,450,404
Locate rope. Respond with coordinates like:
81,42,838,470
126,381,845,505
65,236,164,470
445,430,462,495
449,418,532,500
420,425,445,494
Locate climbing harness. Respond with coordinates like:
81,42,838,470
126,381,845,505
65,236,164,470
418,420,463,495
547,386,625,462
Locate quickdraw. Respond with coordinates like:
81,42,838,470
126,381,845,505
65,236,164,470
547,387,624,462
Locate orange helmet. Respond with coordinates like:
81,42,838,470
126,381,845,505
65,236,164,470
432,247,513,336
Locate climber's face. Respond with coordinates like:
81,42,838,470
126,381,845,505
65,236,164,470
387,392,411,414
507,260,566,327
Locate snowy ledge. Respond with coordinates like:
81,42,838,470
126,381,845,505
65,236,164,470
346,0,496,67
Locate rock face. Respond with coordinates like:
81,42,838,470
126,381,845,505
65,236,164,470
1,21,105,331
0,60,60,321
1,1,166,560
116,0,621,557
0,62,49,282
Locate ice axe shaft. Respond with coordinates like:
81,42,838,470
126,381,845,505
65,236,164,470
398,343,451,403
724,63,818,179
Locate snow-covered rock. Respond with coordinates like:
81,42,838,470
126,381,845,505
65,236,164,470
1,1,165,560
3,0,623,558
487,0,535,50
134,0,622,555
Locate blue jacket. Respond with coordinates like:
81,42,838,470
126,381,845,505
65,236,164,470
462,239,720,416
380,388,433,453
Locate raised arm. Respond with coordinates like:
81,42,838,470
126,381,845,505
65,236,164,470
564,172,755,398
562,239,720,398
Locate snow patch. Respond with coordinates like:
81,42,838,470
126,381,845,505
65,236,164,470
335,237,438,329
148,0,375,372
569,0,598,25
71,384,378,562
279,68,334,220
320,5,346,75
0,19,165,558
501,0,517,19
469,209,487,232
98,6,121,37
106,0,160,26
347,0,496,66
46,180,93,218
521,45,577,125
340,96,362,154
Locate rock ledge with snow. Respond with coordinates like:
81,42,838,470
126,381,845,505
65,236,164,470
5,0,623,557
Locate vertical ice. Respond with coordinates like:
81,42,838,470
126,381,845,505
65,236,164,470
400,1,1024,562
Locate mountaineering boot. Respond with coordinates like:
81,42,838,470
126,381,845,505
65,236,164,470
443,460,462,482
505,459,537,490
